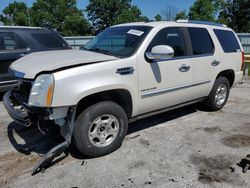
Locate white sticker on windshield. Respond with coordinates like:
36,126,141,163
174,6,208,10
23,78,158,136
127,29,144,36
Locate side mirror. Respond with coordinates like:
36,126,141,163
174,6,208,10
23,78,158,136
146,45,174,62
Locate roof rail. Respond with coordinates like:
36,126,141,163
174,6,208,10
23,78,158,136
0,26,42,29
176,20,227,28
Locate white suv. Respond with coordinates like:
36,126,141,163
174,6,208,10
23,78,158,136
4,20,244,174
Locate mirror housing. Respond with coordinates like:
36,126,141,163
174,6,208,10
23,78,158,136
146,45,174,62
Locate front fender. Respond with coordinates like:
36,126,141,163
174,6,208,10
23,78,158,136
51,58,139,116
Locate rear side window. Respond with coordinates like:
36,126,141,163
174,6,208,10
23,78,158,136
0,32,27,50
32,32,68,49
214,29,240,53
147,27,187,57
188,28,214,55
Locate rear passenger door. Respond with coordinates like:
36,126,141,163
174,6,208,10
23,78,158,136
187,27,216,99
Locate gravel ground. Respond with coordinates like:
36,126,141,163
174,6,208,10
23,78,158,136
0,78,250,188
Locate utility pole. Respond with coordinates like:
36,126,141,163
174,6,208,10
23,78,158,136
26,0,31,26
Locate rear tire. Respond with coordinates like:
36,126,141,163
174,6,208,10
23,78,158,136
73,101,128,158
204,77,230,111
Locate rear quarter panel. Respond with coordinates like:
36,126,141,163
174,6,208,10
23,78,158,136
209,27,243,85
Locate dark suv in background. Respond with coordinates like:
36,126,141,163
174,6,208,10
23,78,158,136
0,26,71,92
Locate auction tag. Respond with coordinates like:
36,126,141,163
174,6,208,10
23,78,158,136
127,29,144,36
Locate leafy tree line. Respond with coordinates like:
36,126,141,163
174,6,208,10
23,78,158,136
159,0,250,33
0,0,92,36
0,0,148,35
0,0,249,36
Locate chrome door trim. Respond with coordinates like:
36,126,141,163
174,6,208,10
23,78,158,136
141,80,211,98
129,97,206,123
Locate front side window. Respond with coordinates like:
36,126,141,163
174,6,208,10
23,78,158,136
0,32,27,51
84,26,152,58
188,28,214,55
147,27,187,57
214,29,241,53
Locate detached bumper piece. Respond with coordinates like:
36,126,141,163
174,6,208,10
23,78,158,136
32,107,76,175
3,91,31,126
3,91,76,175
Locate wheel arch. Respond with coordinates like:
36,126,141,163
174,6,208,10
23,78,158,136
75,89,133,119
216,69,235,88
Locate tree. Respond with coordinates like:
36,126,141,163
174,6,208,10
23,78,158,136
115,6,148,24
86,0,147,33
175,10,188,20
219,0,250,32
114,6,148,24
31,0,91,36
0,2,30,26
154,14,162,21
189,0,215,21
86,0,131,32
188,0,224,22
162,6,178,21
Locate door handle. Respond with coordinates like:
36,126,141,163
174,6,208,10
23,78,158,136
179,64,191,72
211,60,220,66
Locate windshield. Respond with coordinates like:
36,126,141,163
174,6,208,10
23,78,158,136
83,26,152,58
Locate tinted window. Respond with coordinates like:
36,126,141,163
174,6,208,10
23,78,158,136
188,28,214,55
147,27,186,57
92,35,126,52
32,32,68,49
214,29,240,53
0,32,27,50
84,26,152,58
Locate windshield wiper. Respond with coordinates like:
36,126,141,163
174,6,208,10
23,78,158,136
80,46,89,50
89,48,113,56
84,47,123,58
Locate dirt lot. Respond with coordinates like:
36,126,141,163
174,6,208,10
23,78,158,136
0,78,250,188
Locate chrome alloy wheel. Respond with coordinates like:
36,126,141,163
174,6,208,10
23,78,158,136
88,114,119,147
215,83,228,106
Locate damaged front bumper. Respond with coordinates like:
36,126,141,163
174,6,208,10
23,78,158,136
3,90,76,175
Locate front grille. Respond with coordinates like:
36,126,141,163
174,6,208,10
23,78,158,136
14,80,33,103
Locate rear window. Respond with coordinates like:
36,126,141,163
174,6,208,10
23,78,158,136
214,29,241,53
188,28,214,55
0,32,27,50
32,32,68,49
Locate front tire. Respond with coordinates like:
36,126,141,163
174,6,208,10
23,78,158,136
73,101,128,158
204,77,230,111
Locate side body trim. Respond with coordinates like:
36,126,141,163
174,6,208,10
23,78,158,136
129,97,206,123
141,80,211,98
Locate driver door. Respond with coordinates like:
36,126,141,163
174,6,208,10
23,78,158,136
137,27,194,114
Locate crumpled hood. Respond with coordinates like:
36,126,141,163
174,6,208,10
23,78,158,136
10,50,118,79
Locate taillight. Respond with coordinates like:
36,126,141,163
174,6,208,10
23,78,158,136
241,51,245,71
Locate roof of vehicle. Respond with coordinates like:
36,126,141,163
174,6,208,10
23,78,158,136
115,20,229,30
